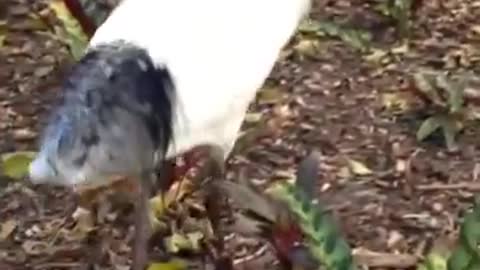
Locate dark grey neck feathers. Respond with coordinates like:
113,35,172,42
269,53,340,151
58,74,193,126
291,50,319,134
41,42,175,168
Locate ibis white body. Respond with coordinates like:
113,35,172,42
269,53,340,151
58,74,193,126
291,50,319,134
90,0,311,159
29,0,311,186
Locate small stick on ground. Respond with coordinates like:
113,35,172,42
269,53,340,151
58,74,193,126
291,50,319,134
416,182,480,191
353,248,418,268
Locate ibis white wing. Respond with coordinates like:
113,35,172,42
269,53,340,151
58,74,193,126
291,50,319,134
89,0,310,158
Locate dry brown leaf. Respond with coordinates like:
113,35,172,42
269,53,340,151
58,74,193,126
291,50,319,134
381,93,411,112
164,232,204,253
244,112,263,124
347,158,373,176
391,43,409,55
293,38,322,58
0,219,17,240
22,240,49,255
150,177,194,219
337,166,352,179
364,48,388,63
257,87,283,105
353,247,418,268
72,207,94,230
471,25,480,35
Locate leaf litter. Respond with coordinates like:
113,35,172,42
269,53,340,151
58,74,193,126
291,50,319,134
2,0,480,269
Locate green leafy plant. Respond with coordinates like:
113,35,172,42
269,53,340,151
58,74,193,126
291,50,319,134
298,19,372,52
413,70,472,151
447,197,480,270
416,197,480,270
375,0,414,38
418,252,447,270
268,181,356,270
217,152,356,270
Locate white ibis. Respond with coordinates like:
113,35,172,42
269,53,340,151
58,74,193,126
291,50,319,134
29,0,311,269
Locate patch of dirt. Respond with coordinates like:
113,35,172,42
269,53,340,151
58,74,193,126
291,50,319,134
2,0,480,269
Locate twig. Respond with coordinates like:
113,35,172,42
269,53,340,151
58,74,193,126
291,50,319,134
232,244,269,265
33,262,82,269
416,182,480,191
352,248,418,268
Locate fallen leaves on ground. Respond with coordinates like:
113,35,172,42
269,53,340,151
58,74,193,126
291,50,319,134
2,0,480,269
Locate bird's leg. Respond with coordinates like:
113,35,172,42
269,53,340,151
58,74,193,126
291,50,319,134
191,145,225,180
203,146,229,261
206,146,226,178
132,171,154,270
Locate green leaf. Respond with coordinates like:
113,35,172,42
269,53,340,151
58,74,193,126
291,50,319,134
221,153,355,270
447,198,480,270
49,0,89,60
413,71,444,106
441,118,459,151
298,19,371,52
448,246,474,270
271,182,356,270
147,259,188,270
375,4,390,17
375,0,412,37
448,86,464,114
394,0,413,37
417,116,442,142
295,152,320,201
435,73,465,114
1,151,36,180
418,252,447,270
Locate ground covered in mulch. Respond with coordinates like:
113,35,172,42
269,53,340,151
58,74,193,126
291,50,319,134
2,0,480,269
